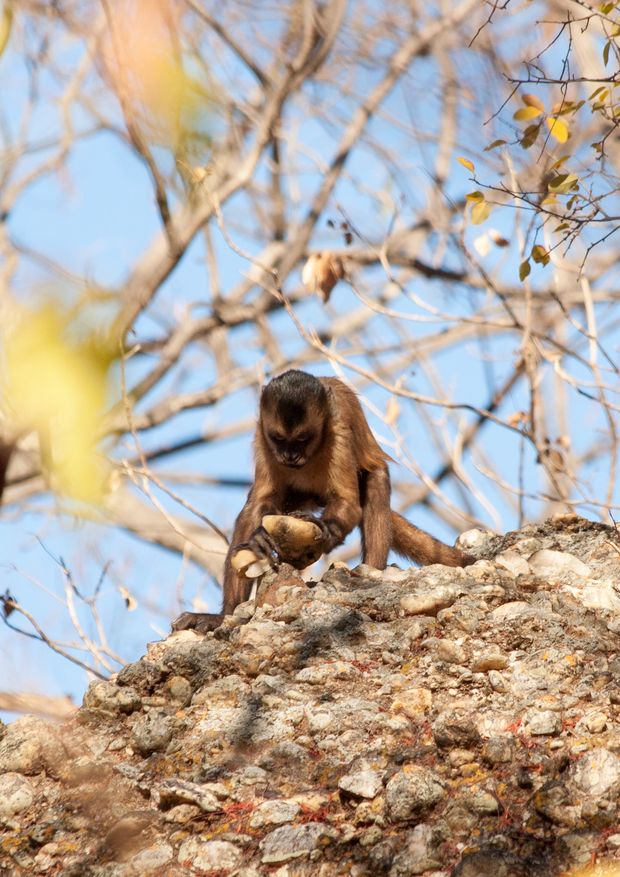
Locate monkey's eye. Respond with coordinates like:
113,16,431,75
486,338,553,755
270,433,286,443
296,433,312,443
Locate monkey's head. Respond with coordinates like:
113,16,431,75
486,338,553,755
260,370,328,468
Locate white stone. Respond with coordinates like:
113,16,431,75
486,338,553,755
0,772,34,816
178,838,241,870
528,549,590,579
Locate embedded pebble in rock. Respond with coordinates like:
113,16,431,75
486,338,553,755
571,749,620,798
0,716,65,775
132,711,174,755
483,737,514,764
581,712,608,734
453,849,528,877
400,587,460,617
391,687,432,718
471,652,509,672
129,842,174,872
432,714,481,749
467,790,501,815
157,779,222,812
456,528,496,553
295,662,360,684
178,837,242,870
259,823,337,864
83,680,141,714
165,676,193,705
338,769,383,799
249,799,300,828
527,549,591,579
524,709,562,736
533,782,579,827
389,824,442,875
427,638,466,665
489,601,535,622
385,767,445,821
306,709,334,732
495,550,530,576
488,670,507,692
0,772,34,816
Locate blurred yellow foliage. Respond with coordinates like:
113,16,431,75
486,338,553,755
104,0,201,145
563,864,620,877
3,306,113,503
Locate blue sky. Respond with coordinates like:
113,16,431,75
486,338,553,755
1,2,619,716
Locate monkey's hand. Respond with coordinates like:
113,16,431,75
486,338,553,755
240,525,282,565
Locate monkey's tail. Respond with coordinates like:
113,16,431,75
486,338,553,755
390,511,474,568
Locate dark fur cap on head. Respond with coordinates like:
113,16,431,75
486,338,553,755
260,370,328,431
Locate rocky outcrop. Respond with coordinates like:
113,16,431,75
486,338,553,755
2,514,620,875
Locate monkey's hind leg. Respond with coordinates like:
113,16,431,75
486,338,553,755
171,611,224,633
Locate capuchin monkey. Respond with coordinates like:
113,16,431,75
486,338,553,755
172,370,474,633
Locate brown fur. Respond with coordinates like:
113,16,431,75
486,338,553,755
172,371,474,634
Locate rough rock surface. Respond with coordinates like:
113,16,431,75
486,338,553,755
2,514,620,875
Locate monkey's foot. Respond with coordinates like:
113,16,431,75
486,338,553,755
171,611,224,634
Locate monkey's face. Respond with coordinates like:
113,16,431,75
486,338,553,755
260,370,329,468
263,421,322,468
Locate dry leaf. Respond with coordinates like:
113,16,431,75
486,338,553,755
302,251,345,302
385,396,401,426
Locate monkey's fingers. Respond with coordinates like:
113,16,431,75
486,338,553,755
248,525,282,562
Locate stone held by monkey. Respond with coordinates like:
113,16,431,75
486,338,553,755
172,370,474,634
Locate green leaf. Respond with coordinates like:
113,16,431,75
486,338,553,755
554,223,570,232
457,156,475,172
519,260,531,281
471,199,491,225
513,106,543,121
604,40,611,66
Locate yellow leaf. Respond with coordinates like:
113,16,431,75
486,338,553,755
0,2,13,58
531,244,550,266
522,93,545,111
546,117,569,142
513,106,543,122
465,191,484,202
548,172,578,194
519,260,531,281
4,306,113,503
471,200,491,225
457,156,475,172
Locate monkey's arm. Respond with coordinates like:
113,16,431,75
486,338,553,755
172,482,281,634
360,465,392,569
